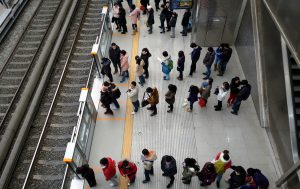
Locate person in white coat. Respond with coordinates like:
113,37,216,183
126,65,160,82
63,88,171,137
127,81,140,114
214,82,230,111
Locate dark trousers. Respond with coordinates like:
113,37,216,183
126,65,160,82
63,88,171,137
132,100,140,112
232,99,242,113
105,105,113,114
178,70,183,79
112,61,121,72
166,17,171,30
168,104,173,111
144,167,154,181
132,24,137,31
160,19,165,32
143,65,149,78
112,98,120,108
120,23,127,32
182,25,188,35
105,72,113,82
155,2,159,11
169,175,175,184
219,61,228,75
150,104,157,114
215,100,222,110
148,24,153,33
189,101,195,110
138,75,145,86
189,60,198,75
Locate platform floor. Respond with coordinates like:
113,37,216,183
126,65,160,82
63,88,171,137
87,1,280,189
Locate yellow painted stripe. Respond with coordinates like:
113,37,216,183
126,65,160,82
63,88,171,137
96,117,126,121
119,1,141,188
81,88,88,90
63,158,72,163
115,83,129,86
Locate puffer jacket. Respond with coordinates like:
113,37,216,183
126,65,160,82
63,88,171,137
147,88,159,105
217,87,228,101
165,90,175,105
136,59,145,76
102,157,117,181
120,53,129,72
161,155,177,176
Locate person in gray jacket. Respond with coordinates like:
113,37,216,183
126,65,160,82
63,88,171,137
141,148,157,183
203,47,216,79
161,155,177,188
127,81,140,115
165,84,177,113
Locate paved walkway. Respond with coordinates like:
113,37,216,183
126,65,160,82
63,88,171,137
86,1,280,189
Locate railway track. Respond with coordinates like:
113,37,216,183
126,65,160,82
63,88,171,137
0,0,63,133
8,0,107,188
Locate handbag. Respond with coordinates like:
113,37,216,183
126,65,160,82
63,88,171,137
141,92,149,107
198,97,206,108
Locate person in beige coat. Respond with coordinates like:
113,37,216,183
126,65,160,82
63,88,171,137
135,56,145,87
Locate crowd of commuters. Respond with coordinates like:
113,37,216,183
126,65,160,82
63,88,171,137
77,149,269,189
89,1,264,188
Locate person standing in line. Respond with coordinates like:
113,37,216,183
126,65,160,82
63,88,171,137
112,3,120,30
127,81,140,115
161,51,173,80
118,159,138,186
141,148,157,183
214,82,230,111
120,50,129,83
165,5,172,32
129,4,140,35
100,157,119,187
118,4,128,34
146,87,159,116
200,77,213,106
189,43,202,76
101,58,113,82
140,48,152,78
135,56,145,87
231,80,251,115
76,164,97,187
181,158,200,184
203,47,216,79
214,44,223,71
186,85,199,112
169,12,177,38
108,82,121,110
159,4,168,33
161,155,177,188
212,150,232,189
165,84,177,113
154,0,160,11
227,76,240,106
109,43,121,75
198,162,217,186
146,6,154,34
101,81,113,115
140,0,149,14
218,43,232,76
181,9,191,36
176,50,185,80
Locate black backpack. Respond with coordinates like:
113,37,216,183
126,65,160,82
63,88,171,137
241,85,251,101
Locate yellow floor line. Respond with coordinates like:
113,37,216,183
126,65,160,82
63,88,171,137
96,117,126,121
119,4,140,189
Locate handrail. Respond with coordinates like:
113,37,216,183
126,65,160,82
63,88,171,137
275,161,300,187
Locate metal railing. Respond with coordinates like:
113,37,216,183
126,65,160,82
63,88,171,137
276,161,300,187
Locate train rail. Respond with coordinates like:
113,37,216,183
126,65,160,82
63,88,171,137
0,0,63,134
8,0,107,188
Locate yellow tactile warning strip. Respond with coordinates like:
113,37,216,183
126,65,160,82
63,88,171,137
119,3,140,189
96,117,126,121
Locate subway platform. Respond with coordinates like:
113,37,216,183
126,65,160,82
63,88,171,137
85,1,280,189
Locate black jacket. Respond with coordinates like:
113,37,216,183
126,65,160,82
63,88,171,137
140,0,149,6
181,11,191,26
221,47,232,62
160,7,168,21
177,56,185,71
101,58,112,75
141,52,151,67
161,155,177,176
169,16,177,27
118,7,127,24
101,90,112,106
236,84,251,101
109,45,121,64
203,51,216,66
230,78,240,94
147,9,154,25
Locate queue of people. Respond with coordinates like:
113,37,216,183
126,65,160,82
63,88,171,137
77,149,269,189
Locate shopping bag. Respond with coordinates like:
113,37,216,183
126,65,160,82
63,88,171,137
198,97,206,108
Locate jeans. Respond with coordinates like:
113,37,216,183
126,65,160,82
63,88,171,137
144,167,153,181
132,24,137,31
160,19,165,32
120,70,129,82
127,0,133,8
219,61,228,75
232,99,242,113
169,175,175,185
109,175,119,186
170,27,175,38
164,72,170,80
182,25,188,35
150,104,157,114
216,174,223,188
112,98,120,108
132,100,140,112
205,64,212,78
148,24,153,33
138,75,145,86
189,101,195,110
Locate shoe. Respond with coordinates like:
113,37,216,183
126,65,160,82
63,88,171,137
148,31,152,34
215,108,221,111
217,74,223,76
167,109,172,113
167,183,173,188
186,108,192,112
180,31,183,34
142,180,150,184
112,106,119,110
202,72,207,75
131,111,136,115
214,105,218,108
121,31,127,34
147,107,153,110
203,77,208,80
159,26,162,28
166,29,171,32
118,29,122,32
231,111,238,115
162,173,167,176
150,112,157,116
160,31,165,33
104,111,113,115
116,27,120,30
182,34,187,36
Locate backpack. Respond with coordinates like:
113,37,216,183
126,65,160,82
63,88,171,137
114,88,121,99
167,59,173,70
241,85,251,101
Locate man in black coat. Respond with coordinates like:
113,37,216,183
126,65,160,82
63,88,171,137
181,9,191,36
161,155,177,188
218,43,232,76
231,80,251,115
101,58,113,82
76,164,97,187
109,43,121,74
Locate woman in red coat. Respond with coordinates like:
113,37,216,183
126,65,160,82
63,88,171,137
100,157,119,187
118,159,137,186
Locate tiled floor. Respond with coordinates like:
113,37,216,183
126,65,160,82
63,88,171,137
87,1,280,189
